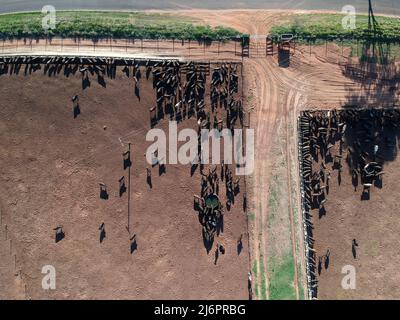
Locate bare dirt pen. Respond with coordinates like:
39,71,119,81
0,57,249,299
299,108,400,299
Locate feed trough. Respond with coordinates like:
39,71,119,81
205,194,220,209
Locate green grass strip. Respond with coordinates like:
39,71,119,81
0,11,245,41
270,13,400,43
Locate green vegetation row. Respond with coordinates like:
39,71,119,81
270,13,400,43
268,255,297,300
0,11,245,41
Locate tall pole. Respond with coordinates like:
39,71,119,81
368,0,372,32
368,0,379,36
127,143,131,234
367,0,384,62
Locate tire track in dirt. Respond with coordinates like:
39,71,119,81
255,47,324,298
262,60,303,299
224,13,285,300
283,86,308,299
284,89,300,299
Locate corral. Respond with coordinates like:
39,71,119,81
299,108,400,299
0,55,250,299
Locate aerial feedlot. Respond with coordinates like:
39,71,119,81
0,1,400,301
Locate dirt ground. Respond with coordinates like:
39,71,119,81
0,9,399,300
301,109,400,299
317,141,400,300
0,60,249,299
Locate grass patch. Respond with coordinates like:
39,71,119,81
0,11,244,41
259,257,268,300
296,257,306,300
270,13,400,42
254,284,259,298
267,175,279,221
252,260,258,278
247,212,255,221
268,254,296,300
298,283,305,300
252,261,259,298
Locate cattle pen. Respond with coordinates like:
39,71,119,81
298,107,400,299
0,52,253,299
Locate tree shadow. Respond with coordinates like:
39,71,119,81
342,39,399,109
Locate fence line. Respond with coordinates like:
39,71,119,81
297,114,318,300
1,37,246,60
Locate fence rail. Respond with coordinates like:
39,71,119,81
1,37,248,60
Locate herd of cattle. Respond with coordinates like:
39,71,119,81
143,59,244,251
0,55,245,256
299,107,400,299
